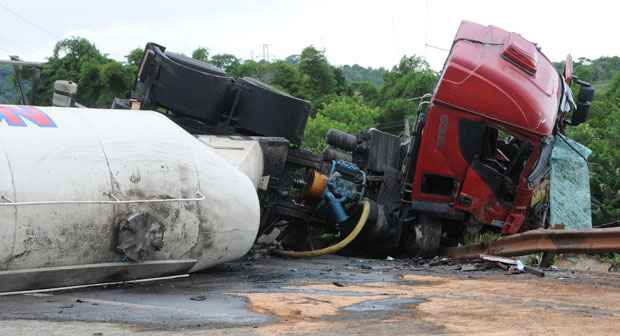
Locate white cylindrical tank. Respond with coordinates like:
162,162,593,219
0,105,260,273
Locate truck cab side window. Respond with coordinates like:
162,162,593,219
459,120,531,203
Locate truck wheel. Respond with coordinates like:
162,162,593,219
405,214,442,257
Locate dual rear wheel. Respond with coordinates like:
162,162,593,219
404,214,443,257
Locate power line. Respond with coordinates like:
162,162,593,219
423,1,450,54
425,43,450,52
0,2,61,40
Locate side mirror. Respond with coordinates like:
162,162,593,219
571,84,595,126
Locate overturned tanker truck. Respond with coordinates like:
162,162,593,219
0,20,594,291
123,21,594,257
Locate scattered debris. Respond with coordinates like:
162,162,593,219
460,264,478,272
386,256,395,261
332,281,346,287
479,254,518,265
59,304,74,309
522,265,545,277
494,262,510,271
190,295,207,301
480,254,545,277
429,257,451,266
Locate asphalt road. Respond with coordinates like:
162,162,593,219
1,253,619,335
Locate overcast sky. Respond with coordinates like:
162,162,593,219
1,0,618,70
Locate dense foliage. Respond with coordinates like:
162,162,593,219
181,44,438,151
550,56,620,225
34,38,139,107
568,73,620,225
8,37,436,154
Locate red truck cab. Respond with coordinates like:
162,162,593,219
407,21,575,235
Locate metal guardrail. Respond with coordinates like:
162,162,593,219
443,227,620,258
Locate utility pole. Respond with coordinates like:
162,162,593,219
261,44,271,62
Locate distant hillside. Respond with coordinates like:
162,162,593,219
341,64,387,87
554,56,620,94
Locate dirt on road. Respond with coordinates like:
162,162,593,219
1,253,619,335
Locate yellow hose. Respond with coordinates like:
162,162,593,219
277,199,370,258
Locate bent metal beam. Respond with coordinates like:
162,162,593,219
443,228,620,258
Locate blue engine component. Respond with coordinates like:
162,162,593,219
321,160,366,225
324,190,350,223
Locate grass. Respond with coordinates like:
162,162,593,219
600,253,620,271
463,231,502,246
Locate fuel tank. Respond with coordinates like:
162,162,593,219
0,105,260,273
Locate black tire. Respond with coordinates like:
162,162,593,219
405,214,443,257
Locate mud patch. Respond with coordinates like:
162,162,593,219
400,274,620,335
242,292,387,320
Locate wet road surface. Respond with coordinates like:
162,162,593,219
1,254,620,335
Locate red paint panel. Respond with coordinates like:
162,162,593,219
411,105,477,202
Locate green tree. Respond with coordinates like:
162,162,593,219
298,46,336,101
192,47,209,62
303,96,380,152
124,48,143,85
126,48,144,67
96,61,133,106
38,37,105,106
270,60,304,97
350,81,379,103
569,74,620,225
76,61,103,106
377,55,437,126
574,63,594,82
333,67,350,95
232,60,273,81
210,53,240,73
37,37,136,107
